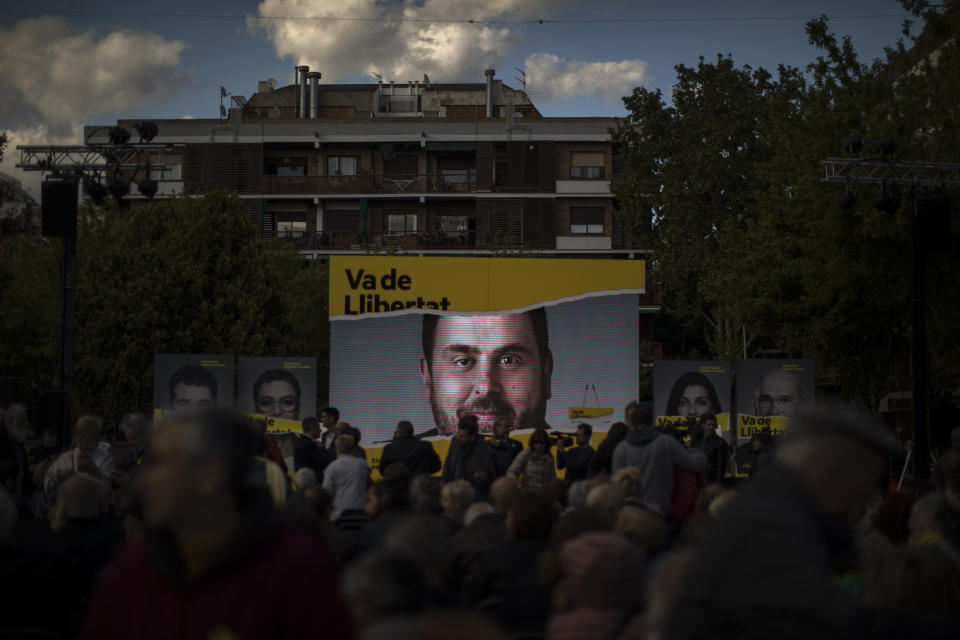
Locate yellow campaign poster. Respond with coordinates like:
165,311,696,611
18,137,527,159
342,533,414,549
367,428,609,481
329,256,646,443
329,256,645,319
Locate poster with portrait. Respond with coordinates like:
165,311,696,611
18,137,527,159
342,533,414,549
735,359,815,444
153,354,234,420
654,361,732,436
328,256,646,443
238,357,317,434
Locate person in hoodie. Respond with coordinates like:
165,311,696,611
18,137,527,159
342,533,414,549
611,407,706,519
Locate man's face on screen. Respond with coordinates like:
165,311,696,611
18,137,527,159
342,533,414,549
420,314,552,436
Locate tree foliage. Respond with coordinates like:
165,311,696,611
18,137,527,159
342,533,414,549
612,1,960,409
70,191,328,419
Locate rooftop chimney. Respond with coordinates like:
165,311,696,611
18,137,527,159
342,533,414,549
485,69,495,118
298,65,310,119
307,71,321,118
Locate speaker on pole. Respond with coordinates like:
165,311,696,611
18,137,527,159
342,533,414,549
41,179,79,237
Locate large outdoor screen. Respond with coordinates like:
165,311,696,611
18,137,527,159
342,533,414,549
329,256,645,443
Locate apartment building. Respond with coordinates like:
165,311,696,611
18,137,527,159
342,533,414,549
84,68,635,255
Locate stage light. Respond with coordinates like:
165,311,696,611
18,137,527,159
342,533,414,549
108,126,131,146
842,136,866,158
138,178,158,198
84,177,109,206
135,122,159,143
108,178,130,200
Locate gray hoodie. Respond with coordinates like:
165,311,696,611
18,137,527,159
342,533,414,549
611,427,706,517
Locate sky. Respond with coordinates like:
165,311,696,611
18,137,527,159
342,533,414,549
0,0,919,197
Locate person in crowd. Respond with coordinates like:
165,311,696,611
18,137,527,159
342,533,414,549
419,310,554,436
294,417,332,480
666,372,724,419
294,468,318,490
250,418,288,473
696,413,730,483
360,477,411,552
665,405,905,639
0,404,31,510
384,514,458,608
463,494,556,633
612,467,646,508
167,363,218,411
81,409,352,639
319,406,340,448
873,490,919,545
585,483,624,527
470,468,494,503
409,474,444,515
934,426,960,491
489,417,524,477
442,416,497,483
336,423,367,461
556,423,595,484
287,485,352,568
341,550,426,630
862,544,960,626
611,408,705,518
380,421,441,476
322,434,370,523
616,505,668,555
43,416,114,498
441,479,475,529
507,428,557,498
909,493,942,546
253,368,301,420
547,531,646,640
588,422,628,478
116,413,150,473
450,502,508,594
566,480,590,510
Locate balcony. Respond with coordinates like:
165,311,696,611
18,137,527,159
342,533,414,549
290,230,481,251
261,174,478,195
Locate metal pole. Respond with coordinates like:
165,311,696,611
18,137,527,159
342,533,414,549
911,194,930,479
59,208,77,433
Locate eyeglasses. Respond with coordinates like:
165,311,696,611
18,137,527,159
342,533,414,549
257,396,298,412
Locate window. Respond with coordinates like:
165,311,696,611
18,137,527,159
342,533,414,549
275,212,307,237
148,164,182,180
570,207,604,234
385,212,417,233
326,210,359,233
265,157,307,176
570,151,605,179
327,156,358,176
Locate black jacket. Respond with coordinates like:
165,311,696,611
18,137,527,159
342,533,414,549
293,436,332,479
379,436,441,476
442,439,497,483
700,435,730,483
488,437,524,477
557,445,595,483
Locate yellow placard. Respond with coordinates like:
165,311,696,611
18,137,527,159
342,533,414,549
736,414,788,439
245,413,304,434
329,256,645,319
569,407,614,419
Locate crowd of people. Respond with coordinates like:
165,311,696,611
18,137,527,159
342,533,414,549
2,399,960,639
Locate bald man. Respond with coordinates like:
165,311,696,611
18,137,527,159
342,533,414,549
754,371,803,417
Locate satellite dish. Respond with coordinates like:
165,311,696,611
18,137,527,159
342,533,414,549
220,104,227,118
220,86,228,98
268,78,277,88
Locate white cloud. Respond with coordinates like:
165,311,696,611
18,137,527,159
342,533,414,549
250,0,575,82
523,53,652,103
0,17,192,199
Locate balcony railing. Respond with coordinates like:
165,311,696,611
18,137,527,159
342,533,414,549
293,230,480,250
261,174,478,195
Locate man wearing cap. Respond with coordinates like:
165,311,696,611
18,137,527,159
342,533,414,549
666,405,899,639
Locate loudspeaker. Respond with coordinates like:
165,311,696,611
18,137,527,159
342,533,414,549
41,179,79,237
36,391,68,443
916,194,952,251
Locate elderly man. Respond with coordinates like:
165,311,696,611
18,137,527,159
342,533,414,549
666,405,900,640
322,434,371,522
81,409,351,640
43,416,114,498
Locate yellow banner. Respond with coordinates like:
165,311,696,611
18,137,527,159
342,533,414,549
569,407,614,419
329,256,645,319
736,414,788,439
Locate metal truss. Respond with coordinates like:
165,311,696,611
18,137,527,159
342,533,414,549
822,157,960,187
16,144,168,174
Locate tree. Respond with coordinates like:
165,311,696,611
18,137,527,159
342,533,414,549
72,191,328,418
612,1,960,411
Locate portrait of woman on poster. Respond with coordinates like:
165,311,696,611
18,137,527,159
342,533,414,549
666,372,723,417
